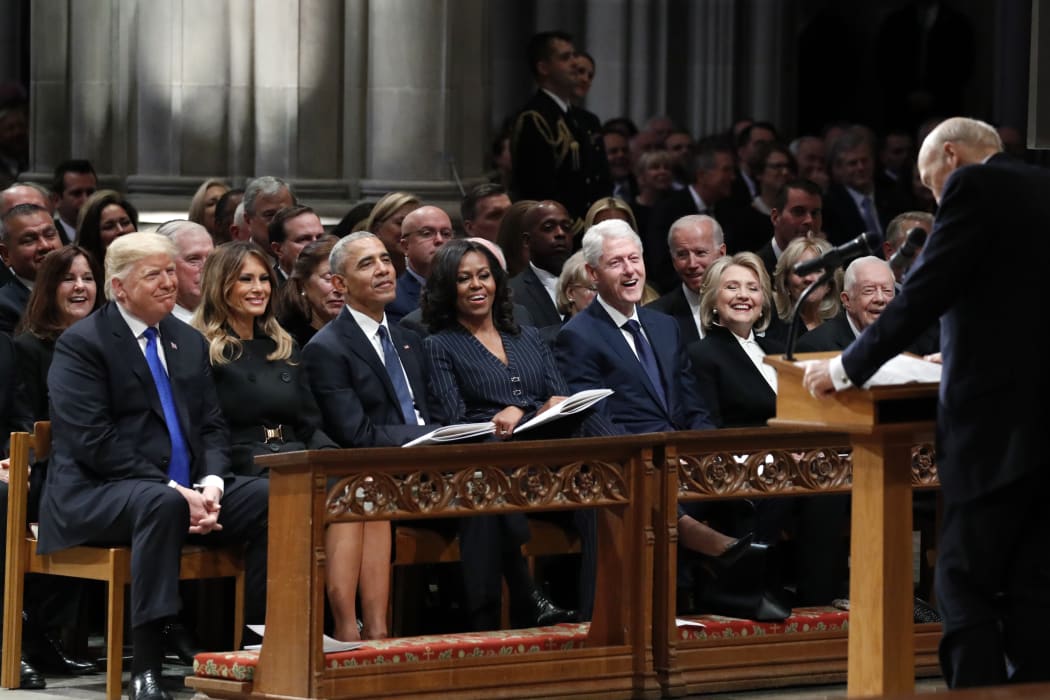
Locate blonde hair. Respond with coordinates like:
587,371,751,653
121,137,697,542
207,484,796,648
698,252,773,333
583,196,638,232
555,250,590,315
187,178,230,225
363,191,421,233
771,234,842,322
104,233,176,300
192,241,295,366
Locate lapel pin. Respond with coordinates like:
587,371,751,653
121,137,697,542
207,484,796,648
403,345,410,350
170,341,178,350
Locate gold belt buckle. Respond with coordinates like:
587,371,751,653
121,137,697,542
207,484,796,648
263,425,284,444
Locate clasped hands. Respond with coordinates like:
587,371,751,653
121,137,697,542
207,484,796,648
175,483,223,534
491,396,567,440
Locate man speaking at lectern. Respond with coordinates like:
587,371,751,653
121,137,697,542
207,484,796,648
802,117,1050,688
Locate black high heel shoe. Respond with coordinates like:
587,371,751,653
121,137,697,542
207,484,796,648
712,533,756,570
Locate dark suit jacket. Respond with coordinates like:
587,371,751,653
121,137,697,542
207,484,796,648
0,265,14,288
211,336,336,476
39,303,232,553
385,270,423,326
644,285,700,347
821,182,908,247
1,333,18,453
510,91,611,223
12,332,54,423
841,154,1050,501
796,309,938,356
509,266,562,328
554,301,714,434
687,325,782,428
302,306,432,447
0,278,29,335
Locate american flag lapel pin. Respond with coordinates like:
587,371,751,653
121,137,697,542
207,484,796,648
403,344,410,350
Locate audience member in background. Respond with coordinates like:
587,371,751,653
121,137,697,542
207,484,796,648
555,250,596,323
729,121,778,208
767,234,842,345
386,206,453,325
789,136,828,192
646,214,727,346
722,142,796,254
0,204,62,334
10,245,104,682
229,202,248,241
510,31,610,226
75,189,138,268
878,129,915,186
364,191,421,278
602,116,638,140
568,49,605,158
332,200,376,239
421,239,593,628
155,220,214,323
460,183,511,242
756,179,824,278
242,176,295,251
488,119,514,189
603,130,636,203
647,137,736,293
664,130,694,188
275,236,341,347
883,210,933,283
630,149,674,236
50,159,98,244
268,204,325,287
187,179,230,239
495,199,536,277
510,200,573,328
0,94,27,188
212,188,244,245
583,196,637,231
822,125,908,246
0,184,53,291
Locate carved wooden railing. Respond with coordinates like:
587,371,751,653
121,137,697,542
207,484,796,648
654,427,942,697
243,435,662,700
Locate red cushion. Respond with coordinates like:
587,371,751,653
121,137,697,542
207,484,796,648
194,623,590,681
676,606,849,641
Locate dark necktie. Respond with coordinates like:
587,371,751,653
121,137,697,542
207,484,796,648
377,325,417,425
622,319,667,409
142,327,191,487
860,195,882,236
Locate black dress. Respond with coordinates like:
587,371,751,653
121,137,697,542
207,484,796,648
211,335,336,476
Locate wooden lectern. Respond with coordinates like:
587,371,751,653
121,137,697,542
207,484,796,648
765,352,938,698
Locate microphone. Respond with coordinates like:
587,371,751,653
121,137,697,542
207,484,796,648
888,227,927,280
793,231,881,277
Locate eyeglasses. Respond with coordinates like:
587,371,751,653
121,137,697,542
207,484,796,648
409,227,454,241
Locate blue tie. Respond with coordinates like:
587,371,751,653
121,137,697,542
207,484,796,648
142,327,191,487
377,325,417,425
622,320,667,409
860,196,882,236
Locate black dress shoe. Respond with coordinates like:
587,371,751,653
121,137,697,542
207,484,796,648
129,670,172,700
19,656,46,690
712,533,755,570
160,622,203,665
26,631,98,675
513,591,578,628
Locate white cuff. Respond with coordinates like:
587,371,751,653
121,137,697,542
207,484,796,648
829,356,853,391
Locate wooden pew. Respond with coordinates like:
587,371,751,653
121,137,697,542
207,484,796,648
653,427,942,697
187,435,662,700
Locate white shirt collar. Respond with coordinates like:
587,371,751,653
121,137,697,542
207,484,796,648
681,284,705,339
845,312,864,338
172,304,194,323
541,88,570,113
115,301,155,340
687,185,709,213
346,304,389,341
597,295,637,328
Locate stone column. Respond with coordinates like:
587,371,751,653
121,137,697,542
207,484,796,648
359,0,490,200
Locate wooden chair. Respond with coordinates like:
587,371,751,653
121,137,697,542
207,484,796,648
2,422,246,700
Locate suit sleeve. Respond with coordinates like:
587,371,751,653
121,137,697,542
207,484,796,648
292,350,338,451
842,168,982,385
302,336,427,447
48,332,167,481
196,350,234,481
687,341,725,428
554,324,626,435
673,326,716,430
423,335,468,425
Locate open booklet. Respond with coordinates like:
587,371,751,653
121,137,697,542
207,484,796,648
401,422,495,447
861,353,941,387
244,624,363,653
512,388,614,434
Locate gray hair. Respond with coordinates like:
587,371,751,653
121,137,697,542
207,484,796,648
919,117,1003,161
885,210,934,250
843,255,893,295
243,175,293,217
580,219,643,268
667,214,724,250
155,219,210,248
232,202,246,229
555,250,589,314
0,202,49,244
104,232,177,300
329,231,379,277
827,125,875,167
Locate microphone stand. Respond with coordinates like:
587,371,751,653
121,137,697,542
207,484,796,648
784,269,834,361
